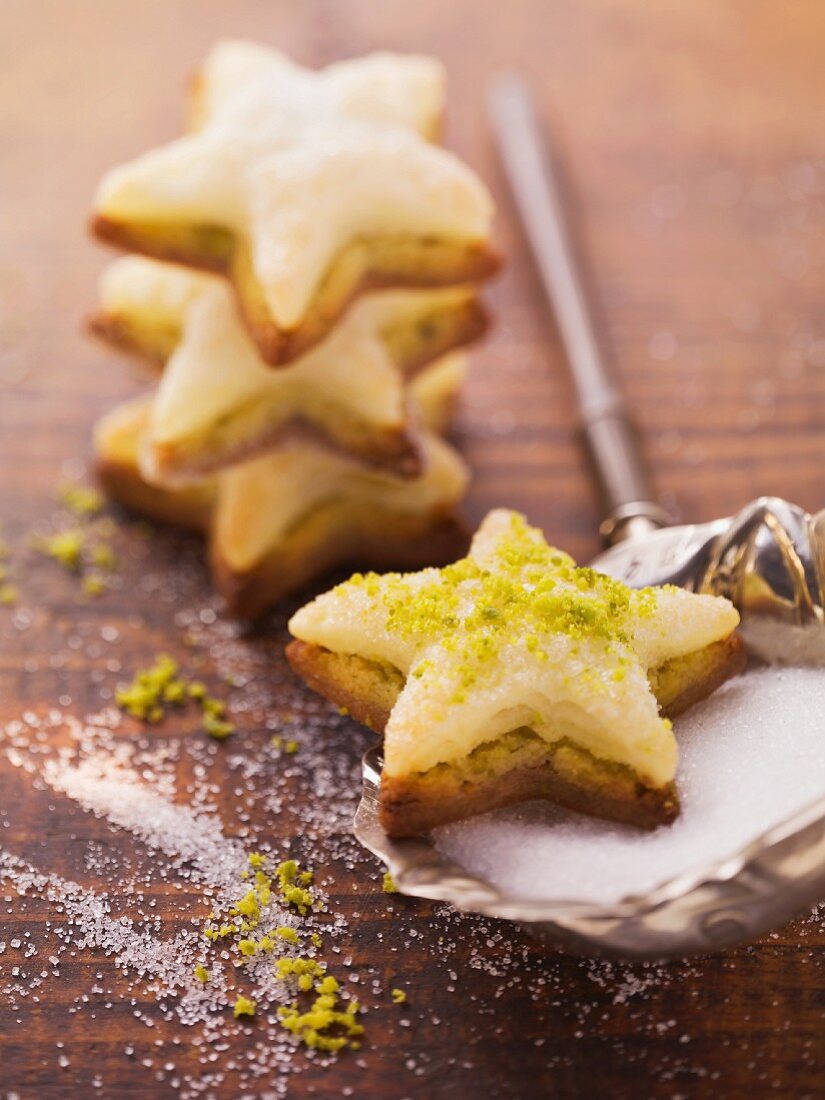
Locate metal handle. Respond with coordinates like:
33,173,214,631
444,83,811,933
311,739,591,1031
487,74,669,544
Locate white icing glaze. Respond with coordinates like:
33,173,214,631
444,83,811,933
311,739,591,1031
196,42,445,138
93,393,155,465
94,362,469,577
99,257,472,484
95,43,493,328
289,510,740,784
214,432,468,575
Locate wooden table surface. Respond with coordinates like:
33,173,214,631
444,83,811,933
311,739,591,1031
1,1,823,1097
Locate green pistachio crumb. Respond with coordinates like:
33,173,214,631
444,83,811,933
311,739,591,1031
233,995,256,1019
0,583,19,606
202,696,226,718
236,890,259,919
57,482,105,518
276,957,323,981
272,861,314,914
90,543,116,570
203,713,234,740
115,654,180,720
199,852,357,1048
82,574,106,597
34,529,85,571
116,657,235,739
277,981,364,1051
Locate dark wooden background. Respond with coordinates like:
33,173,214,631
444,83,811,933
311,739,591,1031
1,1,823,1097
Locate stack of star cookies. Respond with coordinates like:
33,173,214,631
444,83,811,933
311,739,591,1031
88,41,499,616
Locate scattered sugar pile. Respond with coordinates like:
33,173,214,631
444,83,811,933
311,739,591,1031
42,755,249,894
1,502,824,1095
435,667,825,904
0,710,374,1093
0,847,217,1018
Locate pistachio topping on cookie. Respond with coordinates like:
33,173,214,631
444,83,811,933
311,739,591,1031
288,510,741,788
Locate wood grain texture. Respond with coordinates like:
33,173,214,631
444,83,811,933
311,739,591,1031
0,1,824,1097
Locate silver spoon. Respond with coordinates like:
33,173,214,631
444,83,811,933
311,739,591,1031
351,78,825,956
488,74,825,666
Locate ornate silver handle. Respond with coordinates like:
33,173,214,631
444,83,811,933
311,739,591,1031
488,74,670,544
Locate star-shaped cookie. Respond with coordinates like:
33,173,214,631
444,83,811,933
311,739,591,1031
94,354,470,617
91,256,486,484
287,510,745,836
92,41,499,365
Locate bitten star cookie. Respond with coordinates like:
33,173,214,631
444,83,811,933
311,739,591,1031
287,510,745,837
91,256,486,484
93,355,470,617
92,41,499,365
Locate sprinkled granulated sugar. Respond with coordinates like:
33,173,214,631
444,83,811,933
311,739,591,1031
0,707,369,1089
0,848,208,1006
2,499,823,1097
41,755,248,894
435,667,825,904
